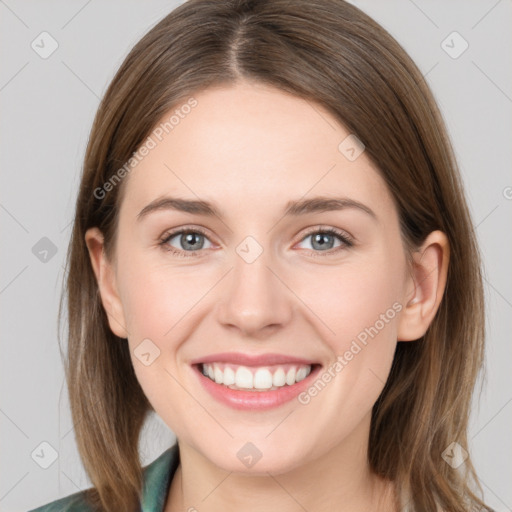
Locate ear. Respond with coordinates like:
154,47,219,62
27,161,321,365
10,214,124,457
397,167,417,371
84,227,128,339
397,230,450,342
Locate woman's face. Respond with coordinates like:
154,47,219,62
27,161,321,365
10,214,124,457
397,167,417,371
92,81,415,474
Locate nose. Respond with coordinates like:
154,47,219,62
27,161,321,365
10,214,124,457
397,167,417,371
216,248,293,338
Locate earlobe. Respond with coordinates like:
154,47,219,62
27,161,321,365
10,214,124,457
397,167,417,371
397,230,450,342
84,227,128,339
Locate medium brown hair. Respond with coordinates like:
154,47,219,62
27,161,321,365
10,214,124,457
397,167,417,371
59,0,491,510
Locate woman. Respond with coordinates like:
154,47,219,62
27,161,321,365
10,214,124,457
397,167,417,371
30,0,493,510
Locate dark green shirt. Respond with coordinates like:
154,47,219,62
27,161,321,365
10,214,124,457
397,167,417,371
28,443,180,512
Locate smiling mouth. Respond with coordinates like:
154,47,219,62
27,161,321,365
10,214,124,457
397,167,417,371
195,362,321,392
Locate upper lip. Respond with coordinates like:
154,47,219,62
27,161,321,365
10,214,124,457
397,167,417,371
190,352,320,367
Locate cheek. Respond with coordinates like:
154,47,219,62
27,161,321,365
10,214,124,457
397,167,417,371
294,250,405,361
119,254,204,340
340,270,401,343
117,254,207,420
301,254,403,330
290,252,405,429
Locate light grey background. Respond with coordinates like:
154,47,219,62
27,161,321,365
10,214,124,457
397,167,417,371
1,1,510,510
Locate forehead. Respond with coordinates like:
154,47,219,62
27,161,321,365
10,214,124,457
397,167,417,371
120,81,394,219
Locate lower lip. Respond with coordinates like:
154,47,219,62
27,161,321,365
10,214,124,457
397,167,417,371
193,364,322,410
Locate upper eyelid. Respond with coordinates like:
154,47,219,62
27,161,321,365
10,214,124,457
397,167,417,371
162,226,214,244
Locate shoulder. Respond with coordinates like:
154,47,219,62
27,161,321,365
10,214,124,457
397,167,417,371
28,443,180,512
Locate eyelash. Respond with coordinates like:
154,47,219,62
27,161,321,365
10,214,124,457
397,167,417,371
158,225,354,258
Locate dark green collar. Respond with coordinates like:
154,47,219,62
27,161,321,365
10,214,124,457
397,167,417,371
28,443,180,512
140,442,180,511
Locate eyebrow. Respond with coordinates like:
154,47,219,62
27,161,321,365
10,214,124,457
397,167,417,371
136,195,377,221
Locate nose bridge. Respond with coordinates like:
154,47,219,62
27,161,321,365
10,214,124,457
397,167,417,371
216,235,292,335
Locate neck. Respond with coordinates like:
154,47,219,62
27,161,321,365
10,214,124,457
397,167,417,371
165,414,397,512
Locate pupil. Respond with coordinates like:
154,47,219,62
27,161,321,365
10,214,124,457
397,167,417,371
313,233,333,250
183,232,203,250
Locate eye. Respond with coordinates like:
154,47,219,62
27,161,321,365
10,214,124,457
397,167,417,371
158,225,354,258
159,227,213,257
296,227,354,256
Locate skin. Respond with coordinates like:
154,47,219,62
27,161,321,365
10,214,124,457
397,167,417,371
86,80,449,512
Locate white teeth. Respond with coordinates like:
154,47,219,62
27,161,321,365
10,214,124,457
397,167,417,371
201,363,313,390
223,366,235,386
253,368,273,389
285,367,296,385
272,367,286,387
296,366,309,382
214,366,224,385
235,366,253,389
